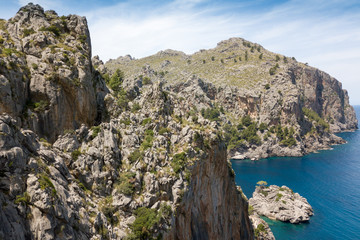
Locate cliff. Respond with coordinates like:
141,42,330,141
0,4,253,239
0,3,107,143
106,38,358,160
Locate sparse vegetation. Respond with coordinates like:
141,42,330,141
201,107,221,121
254,223,267,237
71,149,82,161
171,152,186,174
91,126,101,138
38,173,57,197
128,149,143,163
15,192,30,205
131,103,141,112
142,76,152,85
39,25,61,36
115,172,136,195
302,107,329,131
23,28,35,37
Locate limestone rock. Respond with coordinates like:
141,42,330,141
249,185,313,224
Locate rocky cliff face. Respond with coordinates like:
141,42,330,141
106,38,358,160
0,3,107,142
165,141,252,240
0,4,254,239
1,3,358,240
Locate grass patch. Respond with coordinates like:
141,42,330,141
38,173,57,198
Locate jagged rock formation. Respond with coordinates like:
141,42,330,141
249,215,275,240
106,38,358,160
0,4,254,239
0,3,107,142
249,185,313,224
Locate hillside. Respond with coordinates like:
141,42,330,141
105,38,358,160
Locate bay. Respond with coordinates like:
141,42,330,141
231,106,360,239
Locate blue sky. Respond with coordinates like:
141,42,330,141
1,0,360,104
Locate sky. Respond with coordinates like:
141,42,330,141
1,0,360,104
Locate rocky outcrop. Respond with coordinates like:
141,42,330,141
0,3,107,142
249,185,313,224
249,215,275,240
165,141,253,240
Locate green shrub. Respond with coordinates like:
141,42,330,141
254,223,266,237
259,123,268,132
241,115,252,127
23,28,35,37
33,100,48,112
71,149,81,161
116,88,129,110
130,207,158,239
245,51,248,61
142,76,151,85
302,107,329,130
128,150,143,163
38,174,57,197
15,192,30,205
276,55,280,61
40,25,61,36
159,127,170,135
141,118,152,126
280,136,296,147
120,118,131,125
31,63,38,70
264,83,270,90
99,196,118,225
276,193,283,201
108,69,124,93
201,107,221,121
78,35,87,44
211,56,215,61
171,152,186,174
141,130,154,151
260,190,268,197
115,172,136,195
248,205,254,215
91,126,101,138
257,180,268,186
131,103,141,112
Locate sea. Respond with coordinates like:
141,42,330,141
231,106,360,240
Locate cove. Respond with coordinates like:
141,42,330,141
231,106,360,239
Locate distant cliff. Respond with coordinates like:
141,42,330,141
0,4,253,240
106,38,358,160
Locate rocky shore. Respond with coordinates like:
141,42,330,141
249,185,313,224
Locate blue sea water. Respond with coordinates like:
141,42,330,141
231,106,360,240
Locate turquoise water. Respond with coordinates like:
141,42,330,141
231,106,360,239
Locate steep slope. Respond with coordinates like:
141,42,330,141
0,3,107,142
0,4,253,240
105,38,357,159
